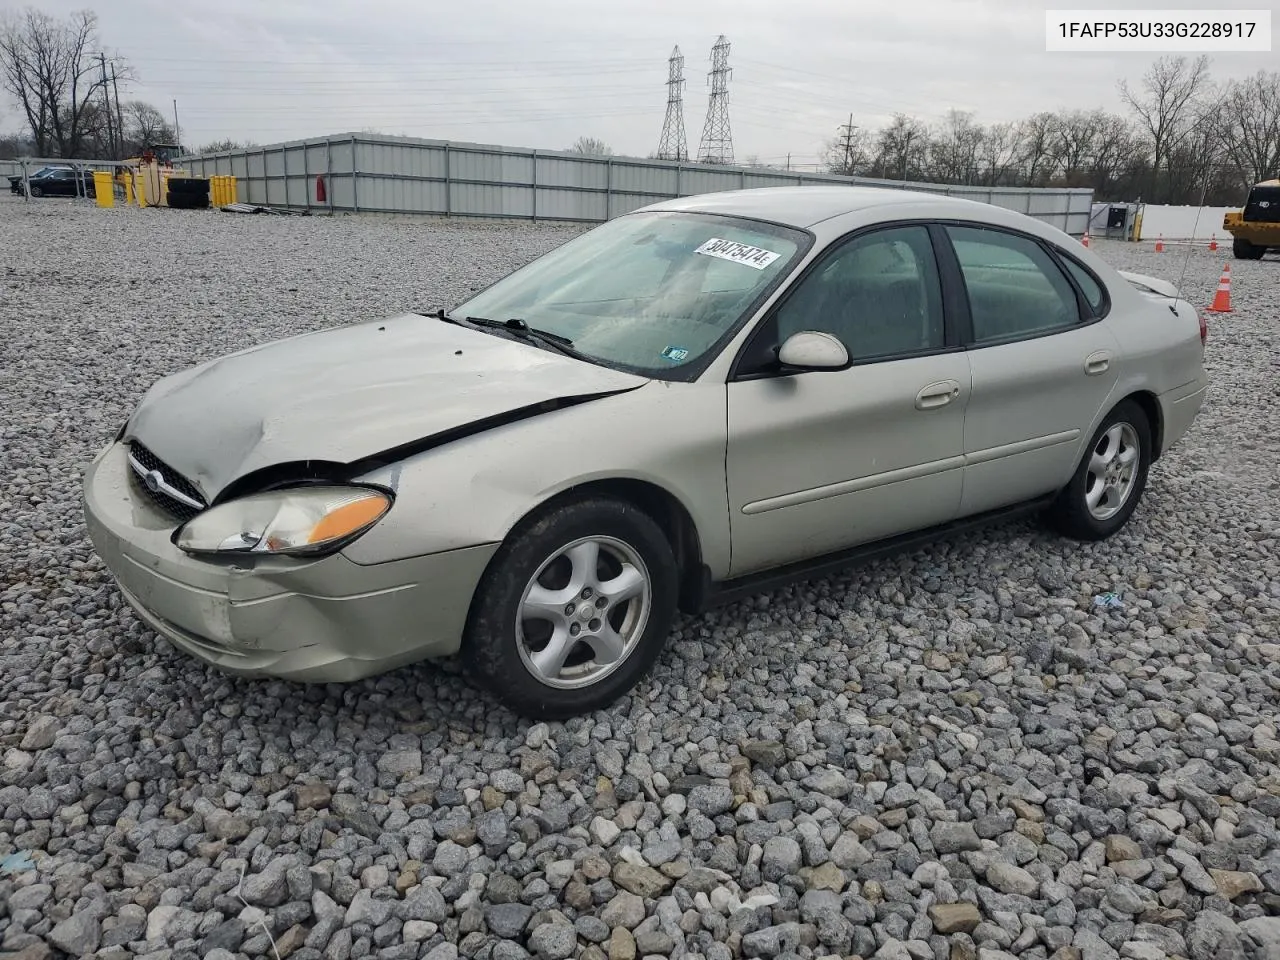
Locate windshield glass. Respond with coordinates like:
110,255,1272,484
453,211,806,375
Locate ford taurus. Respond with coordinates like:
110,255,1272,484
82,186,1208,718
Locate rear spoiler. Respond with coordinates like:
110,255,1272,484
1118,270,1182,299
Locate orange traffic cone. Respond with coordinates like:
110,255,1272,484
1208,233,1218,251
1206,263,1232,313
1081,231,1090,248
1155,235,1165,252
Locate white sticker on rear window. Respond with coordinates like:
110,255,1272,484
694,238,781,270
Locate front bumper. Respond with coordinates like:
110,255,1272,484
82,441,499,682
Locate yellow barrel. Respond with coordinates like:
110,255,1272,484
123,172,134,205
93,171,114,207
228,175,238,204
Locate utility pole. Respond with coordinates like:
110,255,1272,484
836,113,858,176
97,53,116,158
901,130,913,181
172,99,181,150
786,153,791,172
110,63,125,158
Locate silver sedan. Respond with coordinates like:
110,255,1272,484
82,186,1208,717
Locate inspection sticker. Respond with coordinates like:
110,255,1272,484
660,346,690,362
694,237,781,270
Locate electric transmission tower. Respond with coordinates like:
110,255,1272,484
655,46,688,161
696,35,733,165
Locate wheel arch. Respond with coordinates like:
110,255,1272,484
1121,389,1164,461
504,477,707,615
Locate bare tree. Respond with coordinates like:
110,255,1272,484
1049,109,1106,186
1016,112,1058,186
121,100,175,153
568,136,613,156
870,113,928,180
977,121,1022,186
0,8,106,158
927,109,984,184
1119,55,1212,201
196,137,253,154
1090,112,1141,198
1216,70,1280,190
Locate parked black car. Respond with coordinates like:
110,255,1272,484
10,166,96,198
7,165,71,194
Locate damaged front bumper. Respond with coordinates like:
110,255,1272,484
82,441,498,682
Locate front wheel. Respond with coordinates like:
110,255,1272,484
1045,400,1151,541
29,185,43,198
463,497,678,719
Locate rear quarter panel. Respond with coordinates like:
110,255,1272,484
1090,273,1206,454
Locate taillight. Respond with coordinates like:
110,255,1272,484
1198,310,1207,345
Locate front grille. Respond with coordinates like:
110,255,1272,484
127,441,208,523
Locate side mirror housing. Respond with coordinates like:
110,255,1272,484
777,331,849,370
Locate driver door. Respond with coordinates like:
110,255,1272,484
725,223,970,577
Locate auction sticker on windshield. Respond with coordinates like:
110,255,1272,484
695,238,781,270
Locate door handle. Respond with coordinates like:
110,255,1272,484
915,379,961,410
1084,351,1112,376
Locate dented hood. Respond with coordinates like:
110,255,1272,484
125,314,648,499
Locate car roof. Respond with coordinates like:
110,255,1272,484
640,185,998,228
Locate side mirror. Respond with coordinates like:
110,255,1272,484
777,331,849,370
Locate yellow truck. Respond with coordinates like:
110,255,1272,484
1223,178,1280,260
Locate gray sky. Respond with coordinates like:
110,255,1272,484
23,0,1278,165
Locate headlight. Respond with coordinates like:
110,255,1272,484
175,486,392,557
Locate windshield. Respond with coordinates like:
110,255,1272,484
453,211,807,376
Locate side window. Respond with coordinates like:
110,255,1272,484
774,225,945,362
946,226,1082,343
1059,255,1106,316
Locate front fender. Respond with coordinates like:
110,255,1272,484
341,382,732,578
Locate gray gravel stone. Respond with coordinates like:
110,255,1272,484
2,215,1275,960
528,921,577,960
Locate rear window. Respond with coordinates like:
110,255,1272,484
1060,256,1106,315
1244,186,1280,222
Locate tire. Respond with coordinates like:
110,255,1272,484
166,192,209,210
1233,237,1265,260
1045,400,1152,541
463,496,679,719
29,185,43,198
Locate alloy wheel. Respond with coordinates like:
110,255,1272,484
516,535,652,689
1085,422,1140,521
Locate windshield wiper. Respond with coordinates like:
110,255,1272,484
462,316,587,361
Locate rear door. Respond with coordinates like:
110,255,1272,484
941,224,1121,515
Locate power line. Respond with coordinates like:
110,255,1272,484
655,45,688,161
696,35,733,165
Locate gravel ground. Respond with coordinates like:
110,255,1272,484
2,195,1279,960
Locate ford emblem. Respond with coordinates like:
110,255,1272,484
144,469,164,492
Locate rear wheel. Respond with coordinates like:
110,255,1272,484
1233,237,1265,260
463,497,678,719
1045,400,1151,541
29,184,43,198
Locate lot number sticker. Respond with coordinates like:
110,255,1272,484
695,238,781,270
